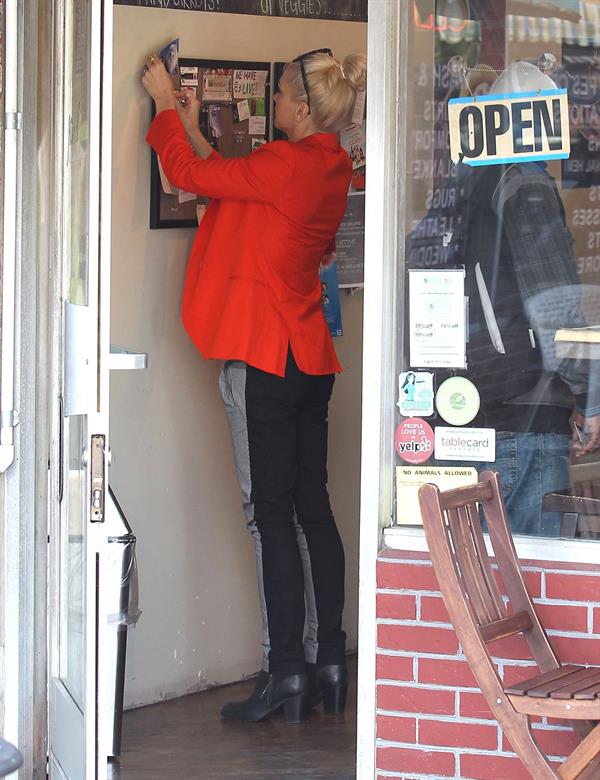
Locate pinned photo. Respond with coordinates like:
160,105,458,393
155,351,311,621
160,38,180,77
208,105,225,139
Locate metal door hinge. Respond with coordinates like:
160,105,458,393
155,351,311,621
90,434,106,523
5,111,22,130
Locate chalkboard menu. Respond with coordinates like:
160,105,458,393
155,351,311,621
114,0,367,23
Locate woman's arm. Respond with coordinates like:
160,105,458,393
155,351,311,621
174,91,215,160
147,110,295,203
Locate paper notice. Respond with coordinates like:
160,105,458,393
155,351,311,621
352,90,366,126
180,66,199,87
196,204,207,224
178,189,196,204
395,465,478,525
235,99,251,122
157,158,175,195
202,69,232,101
249,115,266,136
233,69,268,99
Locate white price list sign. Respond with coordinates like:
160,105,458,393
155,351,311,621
409,269,466,368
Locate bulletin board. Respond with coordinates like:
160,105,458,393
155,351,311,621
150,58,272,229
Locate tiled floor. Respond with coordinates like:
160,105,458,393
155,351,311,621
109,657,357,780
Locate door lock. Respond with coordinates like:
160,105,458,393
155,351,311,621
90,434,105,523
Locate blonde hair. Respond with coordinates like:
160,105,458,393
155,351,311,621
284,52,367,133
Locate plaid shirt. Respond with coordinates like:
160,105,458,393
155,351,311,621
495,164,600,418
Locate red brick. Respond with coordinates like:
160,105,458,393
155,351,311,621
460,752,534,779
418,657,477,688
377,684,455,715
420,595,451,623
533,603,588,633
459,690,495,720
377,746,455,776
501,663,540,687
494,569,542,598
503,726,579,759
486,633,532,661
594,607,600,634
377,561,440,592
523,559,599,574
376,653,414,682
548,635,600,665
376,593,416,620
378,624,459,655
545,573,600,602
419,719,498,750
376,714,416,744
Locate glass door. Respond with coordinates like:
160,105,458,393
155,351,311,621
48,0,112,777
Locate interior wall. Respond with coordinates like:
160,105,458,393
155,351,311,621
111,7,366,709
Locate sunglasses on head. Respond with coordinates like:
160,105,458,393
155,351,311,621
292,48,333,113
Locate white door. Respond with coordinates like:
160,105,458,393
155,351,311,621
47,1,112,777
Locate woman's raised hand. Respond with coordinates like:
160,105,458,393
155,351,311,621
174,90,201,136
141,54,176,112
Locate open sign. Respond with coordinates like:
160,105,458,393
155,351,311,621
448,88,570,166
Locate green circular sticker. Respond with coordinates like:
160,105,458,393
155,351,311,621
435,377,480,426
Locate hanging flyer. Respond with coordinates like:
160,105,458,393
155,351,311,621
409,269,466,368
320,263,343,337
395,465,478,525
336,193,365,287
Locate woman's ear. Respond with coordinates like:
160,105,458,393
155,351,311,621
296,101,309,122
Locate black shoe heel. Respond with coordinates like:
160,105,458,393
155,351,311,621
283,692,310,723
323,684,348,713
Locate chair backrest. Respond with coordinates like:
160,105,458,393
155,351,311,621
418,469,559,676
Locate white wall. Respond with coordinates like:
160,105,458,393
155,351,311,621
111,6,366,708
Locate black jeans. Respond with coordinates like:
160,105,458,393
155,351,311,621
245,348,346,677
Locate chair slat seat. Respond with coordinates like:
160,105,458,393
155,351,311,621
574,681,600,700
506,665,600,700
505,664,581,695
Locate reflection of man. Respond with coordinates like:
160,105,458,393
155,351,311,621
446,63,600,536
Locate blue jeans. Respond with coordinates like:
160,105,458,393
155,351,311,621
481,431,570,537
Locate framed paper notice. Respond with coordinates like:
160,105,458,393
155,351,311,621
395,466,478,525
409,269,466,368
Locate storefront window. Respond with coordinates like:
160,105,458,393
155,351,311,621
396,0,600,541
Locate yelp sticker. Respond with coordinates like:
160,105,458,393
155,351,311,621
395,417,434,465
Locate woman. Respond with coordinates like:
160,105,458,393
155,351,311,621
142,48,366,723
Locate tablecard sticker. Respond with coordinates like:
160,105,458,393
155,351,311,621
434,426,495,462
395,417,435,464
435,376,480,426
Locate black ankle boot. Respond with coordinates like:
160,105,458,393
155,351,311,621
308,663,349,713
221,672,309,723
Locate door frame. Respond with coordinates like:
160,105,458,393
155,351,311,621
356,1,405,777
1,0,57,776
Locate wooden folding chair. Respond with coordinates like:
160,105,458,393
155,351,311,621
418,470,600,780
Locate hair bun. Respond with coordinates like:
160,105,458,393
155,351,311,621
342,53,367,92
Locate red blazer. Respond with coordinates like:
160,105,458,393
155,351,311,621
146,110,352,376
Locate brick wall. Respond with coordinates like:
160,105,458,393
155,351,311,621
375,548,600,780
